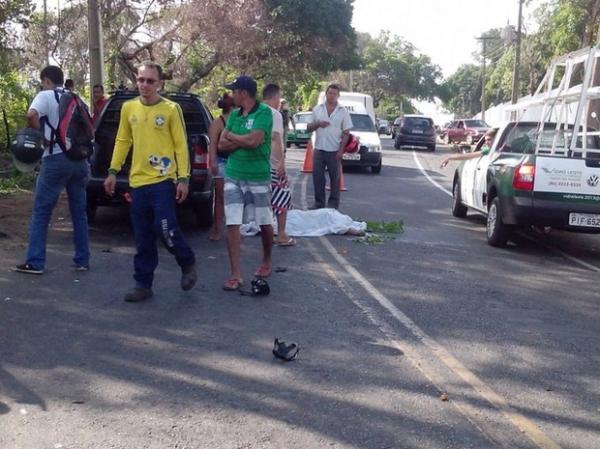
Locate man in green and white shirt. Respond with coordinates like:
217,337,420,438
219,75,274,291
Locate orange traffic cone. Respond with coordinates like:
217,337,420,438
301,140,314,173
326,162,347,192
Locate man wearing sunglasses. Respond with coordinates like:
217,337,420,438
104,61,197,302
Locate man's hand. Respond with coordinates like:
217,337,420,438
276,160,285,177
336,149,344,161
104,174,116,196
176,182,189,204
210,159,219,177
318,120,330,128
440,158,451,168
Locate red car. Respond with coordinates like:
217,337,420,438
443,119,490,145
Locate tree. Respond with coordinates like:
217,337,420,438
440,64,482,117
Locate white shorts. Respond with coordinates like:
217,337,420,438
224,178,273,226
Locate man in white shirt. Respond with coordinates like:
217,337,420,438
15,66,90,275
307,84,353,209
263,84,294,246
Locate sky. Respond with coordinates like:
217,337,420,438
351,0,540,122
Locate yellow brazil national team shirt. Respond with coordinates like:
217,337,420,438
109,97,190,188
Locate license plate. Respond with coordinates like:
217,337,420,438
412,129,424,134
297,133,309,138
569,213,600,228
342,153,361,161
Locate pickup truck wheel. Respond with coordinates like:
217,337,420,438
444,135,451,145
86,197,98,223
195,196,214,228
486,197,510,247
371,160,382,174
452,181,468,218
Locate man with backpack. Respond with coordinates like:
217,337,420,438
15,66,91,275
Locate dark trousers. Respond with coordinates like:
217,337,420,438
312,149,340,209
130,180,195,289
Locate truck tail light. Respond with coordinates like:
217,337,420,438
513,164,535,191
190,137,209,182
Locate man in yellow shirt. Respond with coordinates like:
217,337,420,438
104,61,197,302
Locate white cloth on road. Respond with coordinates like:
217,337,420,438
240,209,366,237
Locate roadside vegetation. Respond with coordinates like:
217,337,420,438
0,0,596,180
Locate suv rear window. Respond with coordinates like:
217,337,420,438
403,117,433,128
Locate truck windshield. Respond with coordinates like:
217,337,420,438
350,114,376,132
294,113,312,124
500,123,598,154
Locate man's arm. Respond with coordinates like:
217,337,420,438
108,102,132,175
271,130,285,175
26,109,40,130
336,130,351,160
170,104,190,183
222,129,265,149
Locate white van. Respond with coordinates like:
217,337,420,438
317,91,376,124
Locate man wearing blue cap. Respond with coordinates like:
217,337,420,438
219,75,274,291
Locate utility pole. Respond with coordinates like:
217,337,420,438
511,0,524,106
477,36,494,121
88,0,104,105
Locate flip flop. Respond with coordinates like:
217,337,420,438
223,278,243,291
276,237,296,246
254,265,272,278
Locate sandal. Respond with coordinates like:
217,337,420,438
254,265,272,278
276,237,296,246
223,278,243,291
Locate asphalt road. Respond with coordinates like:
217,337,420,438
1,137,599,449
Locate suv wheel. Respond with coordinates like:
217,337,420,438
486,197,511,247
452,181,468,218
428,144,436,152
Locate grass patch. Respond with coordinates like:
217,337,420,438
354,219,404,245
365,219,404,234
0,171,35,195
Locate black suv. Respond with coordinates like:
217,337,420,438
87,90,214,226
393,115,436,151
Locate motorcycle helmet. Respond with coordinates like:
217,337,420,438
251,277,270,296
10,128,44,173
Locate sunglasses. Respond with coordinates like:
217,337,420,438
136,77,158,85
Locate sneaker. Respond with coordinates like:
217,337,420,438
181,263,197,291
72,264,89,272
124,288,153,303
15,263,44,275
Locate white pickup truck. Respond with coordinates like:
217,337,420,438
451,121,600,246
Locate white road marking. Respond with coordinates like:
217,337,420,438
412,150,600,273
411,150,452,197
297,173,563,449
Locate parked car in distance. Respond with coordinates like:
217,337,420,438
391,117,402,139
445,119,490,145
377,119,390,135
87,90,214,227
341,112,382,174
286,111,312,147
393,115,436,151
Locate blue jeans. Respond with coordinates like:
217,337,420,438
26,152,90,269
130,180,195,289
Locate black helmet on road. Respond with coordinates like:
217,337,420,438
10,128,44,173
251,277,270,296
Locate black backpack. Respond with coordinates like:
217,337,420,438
43,89,95,161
